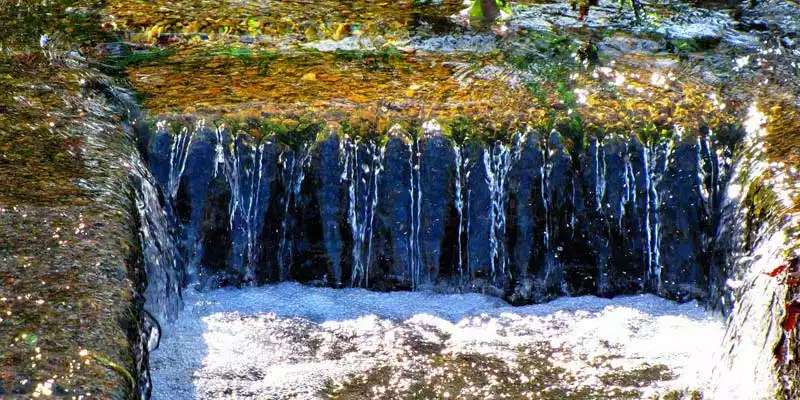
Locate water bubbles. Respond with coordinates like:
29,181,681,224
733,55,750,71
650,72,666,87
573,88,588,104
39,34,50,49
151,285,724,398
32,379,55,397
743,103,768,139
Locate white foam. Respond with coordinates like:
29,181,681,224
151,283,724,399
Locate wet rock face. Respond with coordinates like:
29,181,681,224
375,136,414,289
314,135,348,286
419,134,456,286
137,121,740,310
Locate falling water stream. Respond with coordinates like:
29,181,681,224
132,111,794,400
485,143,511,281
278,145,311,281
344,137,385,287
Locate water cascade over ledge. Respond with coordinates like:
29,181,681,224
124,102,800,399
133,117,748,320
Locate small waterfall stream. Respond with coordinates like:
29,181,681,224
642,145,662,291
344,137,385,287
595,138,606,213
408,132,423,289
485,142,511,281
128,109,800,400
165,122,194,201
133,116,780,317
131,156,183,320
277,145,311,281
453,143,466,278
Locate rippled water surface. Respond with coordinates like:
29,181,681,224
151,283,724,399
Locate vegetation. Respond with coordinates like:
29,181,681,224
467,0,511,22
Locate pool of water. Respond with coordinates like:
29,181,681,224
150,282,724,399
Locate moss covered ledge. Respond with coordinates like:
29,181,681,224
0,53,149,398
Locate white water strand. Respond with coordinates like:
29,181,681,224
166,123,195,200
697,136,711,206
345,138,359,284
246,144,267,279
226,135,242,239
365,145,385,287
453,144,465,278
347,139,385,287
620,143,636,229
595,139,607,212
620,146,630,228
643,145,662,290
211,128,269,282
484,143,511,279
541,147,550,249
465,168,473,279
408,134,423,289
234,142,268,281
277,145,311,280
213,126,225,177
130,156,182,321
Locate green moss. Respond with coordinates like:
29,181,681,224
263,119,324,149
0,0,112,51
92,353,136,393
332,47,402,63
742,176,781,251
444,116,473,145
114,48,173,68
636,123,673,146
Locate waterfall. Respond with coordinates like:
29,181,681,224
595,139,606,212
454,143,465,278
621,143,635,229
711,103,792,399
407,133,423,288
165,122,194,200
231,140,269,282
214,127,225,178
366,144,385,286
465,166,473,279
137,117,754,312
208,126,272,283
346,138,385,287
643,145,662,290
541,147,550,249
484,142,511,280
570,178,576,240
245,143,267,281
277,145,311,280
697,136,711,205
130,155,182,322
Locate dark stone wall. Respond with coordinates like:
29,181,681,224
136,121,741,305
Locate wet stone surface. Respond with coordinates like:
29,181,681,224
0,45,150,397
1,0,800,398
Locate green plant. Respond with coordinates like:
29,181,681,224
114,48,172,68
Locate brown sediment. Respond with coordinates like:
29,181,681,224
0,53,142,397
